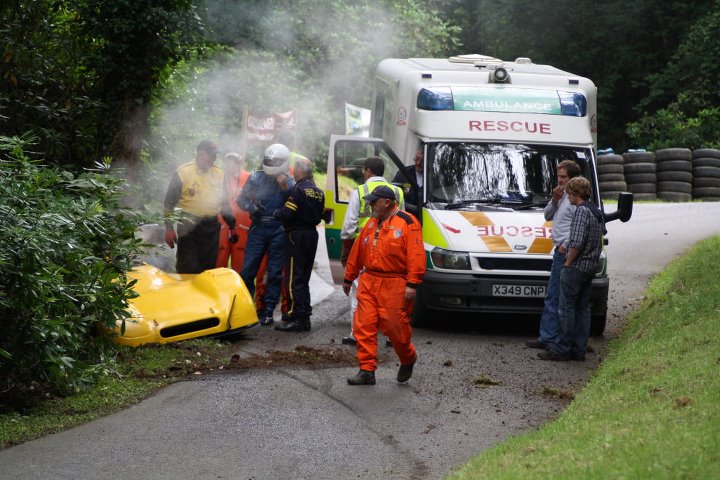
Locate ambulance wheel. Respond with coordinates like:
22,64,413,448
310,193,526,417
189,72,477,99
411,289,431,328
590,312,607,336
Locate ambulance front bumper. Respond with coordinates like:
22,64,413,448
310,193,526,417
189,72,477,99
420,270,608,318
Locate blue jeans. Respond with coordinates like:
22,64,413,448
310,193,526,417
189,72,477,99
555,266,593,357
241,223,287,314
538,248,565,345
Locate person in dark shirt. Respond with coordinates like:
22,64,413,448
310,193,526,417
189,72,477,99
391,144,424,211
538,177,604,362
273,157,325,332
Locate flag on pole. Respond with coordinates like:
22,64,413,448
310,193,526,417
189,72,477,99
244,109,296,143
345,103,371,137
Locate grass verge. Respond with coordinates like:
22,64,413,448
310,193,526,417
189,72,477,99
448,235,720,479
0,338,355,449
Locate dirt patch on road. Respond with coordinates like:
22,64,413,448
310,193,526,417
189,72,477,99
226,345,358,370
130,340,360,381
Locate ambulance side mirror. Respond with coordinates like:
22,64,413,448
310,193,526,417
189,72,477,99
603,192,633,223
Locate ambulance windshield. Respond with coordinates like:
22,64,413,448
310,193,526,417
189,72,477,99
426,143,592,208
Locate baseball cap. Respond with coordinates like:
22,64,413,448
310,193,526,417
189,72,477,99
364,185,396,203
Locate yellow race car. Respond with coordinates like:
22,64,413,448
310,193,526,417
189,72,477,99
112,264,258,346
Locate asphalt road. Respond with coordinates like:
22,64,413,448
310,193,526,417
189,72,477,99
1,202,718,480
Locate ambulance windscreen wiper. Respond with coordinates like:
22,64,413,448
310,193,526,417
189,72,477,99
444,197,507,210
512,201,549,210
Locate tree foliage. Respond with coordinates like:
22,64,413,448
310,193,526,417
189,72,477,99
626,1,720,150
0,136,144,404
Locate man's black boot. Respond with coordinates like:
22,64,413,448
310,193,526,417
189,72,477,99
275,319,307,332
397,362,415,383
347,369,376,385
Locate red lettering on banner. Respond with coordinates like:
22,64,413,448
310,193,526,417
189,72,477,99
469,120,482,131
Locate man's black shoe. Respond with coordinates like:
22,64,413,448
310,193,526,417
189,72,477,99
347,369,375,385
341,335,357,345
570,353,586,361
537,350,570,361
526,340,548,349
397,362,414,383
275,320,308,332
259,315,274,326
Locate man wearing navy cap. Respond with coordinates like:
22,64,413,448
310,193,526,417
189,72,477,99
343,185,426,385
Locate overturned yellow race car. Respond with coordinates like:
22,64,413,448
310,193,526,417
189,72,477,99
112,264,258,346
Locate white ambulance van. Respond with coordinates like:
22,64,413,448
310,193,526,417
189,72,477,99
324,55,632,334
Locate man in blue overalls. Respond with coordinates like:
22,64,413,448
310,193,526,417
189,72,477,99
238,144,294,325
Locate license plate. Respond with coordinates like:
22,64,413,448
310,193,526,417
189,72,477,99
492,284,546,298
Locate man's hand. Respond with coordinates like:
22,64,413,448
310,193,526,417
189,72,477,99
276,173,291,190
342,281,352,296
551,184,564,204
340,238,355,268
164,229,177,248
404,286,416,303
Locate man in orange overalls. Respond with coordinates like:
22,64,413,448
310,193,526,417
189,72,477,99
216,152,251,272
343,185,426,385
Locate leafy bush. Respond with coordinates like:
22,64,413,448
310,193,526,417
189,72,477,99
0,136,143,404
626,97,720,151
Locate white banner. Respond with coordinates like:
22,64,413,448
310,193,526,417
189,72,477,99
345,103,371,137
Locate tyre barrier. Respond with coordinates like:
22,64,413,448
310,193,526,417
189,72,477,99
692,148,720,200
655,148,692,202
597,153,625,200
597,148,720,201
623,151,656,200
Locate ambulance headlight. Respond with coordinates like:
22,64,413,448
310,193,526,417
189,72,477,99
431,248,471,270
595,250,607,276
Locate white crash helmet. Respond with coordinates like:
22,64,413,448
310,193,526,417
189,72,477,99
262,143,290,176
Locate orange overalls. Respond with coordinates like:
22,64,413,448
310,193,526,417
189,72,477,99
216,170,251,272
344,209,426,372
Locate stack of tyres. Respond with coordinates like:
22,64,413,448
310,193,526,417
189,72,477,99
655,148,693,202
623,151,657,201
596,153,626,200
692,148,720,200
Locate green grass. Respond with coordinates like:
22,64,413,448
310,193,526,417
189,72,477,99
447,235,720,479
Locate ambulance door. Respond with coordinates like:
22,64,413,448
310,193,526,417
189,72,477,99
324,135,407,285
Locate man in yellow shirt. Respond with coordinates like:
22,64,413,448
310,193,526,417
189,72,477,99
164,140,235,274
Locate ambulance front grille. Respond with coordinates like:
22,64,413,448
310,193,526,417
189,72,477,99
161,318,221,338
477,258,551,272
